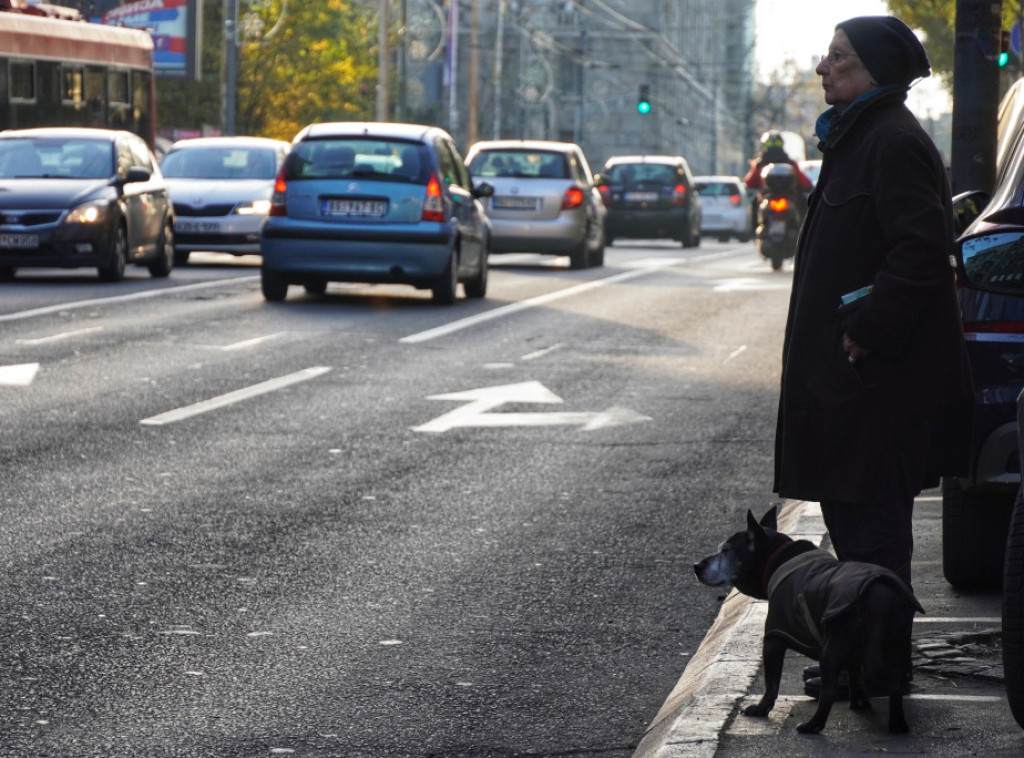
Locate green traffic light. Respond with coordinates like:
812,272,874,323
1000,51,1010,66
638,101,651,114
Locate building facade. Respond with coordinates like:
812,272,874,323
402,0,756,175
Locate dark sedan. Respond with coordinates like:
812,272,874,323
0,127,174,281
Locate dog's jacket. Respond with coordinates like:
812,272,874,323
763,540,925,659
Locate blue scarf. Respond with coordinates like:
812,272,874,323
814,84,907,148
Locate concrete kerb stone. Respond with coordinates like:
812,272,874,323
633,501,826,758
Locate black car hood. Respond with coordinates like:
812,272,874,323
0,179,112,209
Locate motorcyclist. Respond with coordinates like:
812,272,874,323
743,131,813,192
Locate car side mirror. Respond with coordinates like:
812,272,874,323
956,229,1024,294
473,181,494,198
952,190,990,237
125,166,152,184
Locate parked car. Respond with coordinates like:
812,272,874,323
945,91,1024,588
0,127,173,281
465,139,605,269
694,175,752,242
160,136,289,264
595,155,701,248
260,122,492,304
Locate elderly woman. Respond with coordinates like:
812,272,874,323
774,17,973,595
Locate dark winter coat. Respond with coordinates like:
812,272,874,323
764,541,925,659
773,88,973,504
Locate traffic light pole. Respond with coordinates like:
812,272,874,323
951,0,1003,195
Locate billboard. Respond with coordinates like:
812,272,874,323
92,0,203,80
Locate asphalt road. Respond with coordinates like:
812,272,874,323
0,243,793,757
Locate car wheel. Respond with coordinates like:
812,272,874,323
464,249,488,299
174,250,191,266
682,223,701,248
1004,489,1024,728
303,280,328,296
261,268,289,301
432,250,458,305
942,476,1014,589
148,220,174,278
97,223,127,282
0,267,16,281
569,228,590,270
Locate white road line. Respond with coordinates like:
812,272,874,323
915,617,1001,624
725,345,748,362
220,332,288,351
401,249,754,345
0,276,258,324
15,326,105,345
139,366,331,426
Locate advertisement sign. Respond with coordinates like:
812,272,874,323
96,0,202,80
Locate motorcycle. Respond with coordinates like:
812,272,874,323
755,163,803,271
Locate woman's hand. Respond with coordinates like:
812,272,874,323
843,333,869,364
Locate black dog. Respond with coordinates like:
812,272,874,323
693,506,923,734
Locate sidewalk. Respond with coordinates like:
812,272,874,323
635,496,1023,757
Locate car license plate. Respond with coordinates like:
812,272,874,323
0,233,38,249
176,221,220,233
624,191,659,202
322,199,388,217
493,196,538,210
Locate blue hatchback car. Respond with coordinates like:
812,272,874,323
260,122,493,305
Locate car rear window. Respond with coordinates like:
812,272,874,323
286,138,429,184
469,150,569,179
162,146,278,180
695,181,739,196
605,163,677,186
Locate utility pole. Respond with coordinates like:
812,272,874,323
223,0,238,135
377,0,390,122
467,0,479,145
951,0,1003,194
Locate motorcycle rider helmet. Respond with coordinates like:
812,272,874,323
762,131,785,151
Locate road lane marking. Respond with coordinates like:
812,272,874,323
400,249,752,345
0,276,258,324
220,332,288,351
0,363,40,386
412,380,651,433
139,366,331,426
16,326,104,345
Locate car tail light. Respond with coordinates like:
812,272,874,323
671,184,687,205
562,186,584,210
729,193,742,205
597,184,611,205
422,173,445,222
768,197,789,212
963,321,1024,334
269,169,287,216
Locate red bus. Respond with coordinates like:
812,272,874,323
0,10,156,148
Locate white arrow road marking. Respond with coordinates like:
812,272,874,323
140,366,331,426
713,277,791,292
0,363,39,386
412,380,651,434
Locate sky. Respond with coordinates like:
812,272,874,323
754,0,952,115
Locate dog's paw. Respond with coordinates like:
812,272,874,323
742,703,772,718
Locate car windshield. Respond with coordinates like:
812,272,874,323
604,163,677,186
0,138,112,179
468,150,569,179
161,146,278,180
285,138,429,184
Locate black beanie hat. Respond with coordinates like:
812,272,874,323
836,16,930,87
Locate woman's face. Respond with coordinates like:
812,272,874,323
816,29,877,113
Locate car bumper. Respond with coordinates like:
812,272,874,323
605,208,690,238
0,226,111,268
487,215,586,254
700,211,749,234
174,216,265,255
260,223,454,283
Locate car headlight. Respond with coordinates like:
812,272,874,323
235,199,271,216
63,203,107,225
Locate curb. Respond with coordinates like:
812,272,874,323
633,501,827,758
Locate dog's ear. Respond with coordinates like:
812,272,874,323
746,509,765,544
760,506,778,531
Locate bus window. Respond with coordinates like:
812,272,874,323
62,66,84,105
9,60,35,102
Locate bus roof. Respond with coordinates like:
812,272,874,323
0,13,153,69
